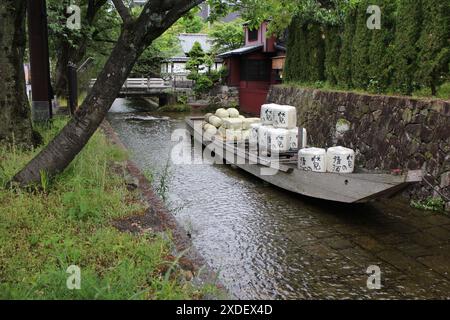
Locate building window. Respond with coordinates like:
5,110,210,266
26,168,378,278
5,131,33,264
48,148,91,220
248,28,258,42
240,59,271,81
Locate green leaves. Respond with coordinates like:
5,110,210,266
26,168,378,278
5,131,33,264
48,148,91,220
209,19,245,53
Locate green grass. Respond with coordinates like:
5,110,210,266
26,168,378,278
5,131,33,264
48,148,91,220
283,81,450,100
411,197,446,212
158,104,192,113
412,82,450,100
57,92,88,108
0,117,209,299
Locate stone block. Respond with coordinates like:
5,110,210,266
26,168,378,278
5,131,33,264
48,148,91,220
441,172,450,188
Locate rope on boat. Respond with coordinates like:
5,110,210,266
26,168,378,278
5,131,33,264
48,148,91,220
423,173,450,202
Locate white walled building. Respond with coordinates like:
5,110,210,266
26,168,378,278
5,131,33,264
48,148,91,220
161,34,223,83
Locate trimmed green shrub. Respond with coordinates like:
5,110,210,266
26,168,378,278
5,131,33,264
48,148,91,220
324,26,342,85
284,18,298,81
391,0,422,95
367,0,397,93
415,0,450,95
351,0,371,89
336,7,357,88
306,23,325,82
286,18,309,82
284,0,450,97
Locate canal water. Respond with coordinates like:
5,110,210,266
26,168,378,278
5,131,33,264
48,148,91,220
107,98,450,300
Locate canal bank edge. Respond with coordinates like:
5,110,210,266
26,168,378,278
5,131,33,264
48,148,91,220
267,85,450,211
100,120,227,299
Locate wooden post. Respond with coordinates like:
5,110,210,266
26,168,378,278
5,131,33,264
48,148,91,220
67,63,78,115
27,0,53,122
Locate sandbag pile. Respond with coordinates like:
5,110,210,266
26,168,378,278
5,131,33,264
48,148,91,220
203,108,260,142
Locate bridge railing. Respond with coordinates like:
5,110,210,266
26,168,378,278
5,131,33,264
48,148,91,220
89,78,170,90
124,78,148,89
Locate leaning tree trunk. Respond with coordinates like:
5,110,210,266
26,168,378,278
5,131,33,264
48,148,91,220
0,0,39,148
11,0,204,186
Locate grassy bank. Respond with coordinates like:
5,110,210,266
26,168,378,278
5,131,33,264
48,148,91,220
0,117,207,299
282,81,450,100
158,104,192,113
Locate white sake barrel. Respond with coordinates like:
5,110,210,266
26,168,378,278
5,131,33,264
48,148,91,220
250,123,261,147
242,118,261,130
218,125,226,137
258,125,273,150
298,148,327,172
215,108,229,119
225,129,242,142
204,113,213,122
242,129,251,141
326,146,355,173
288,128,308,150
227,108,240,118
273,105,297,129
269,128,290,153
203,123,216,131
204,127,217,141
223,118,243,130
261,104,277,125
208,115,223,128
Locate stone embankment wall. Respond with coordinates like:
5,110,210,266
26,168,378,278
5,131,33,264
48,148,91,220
267,85,450,208
208,85,239,109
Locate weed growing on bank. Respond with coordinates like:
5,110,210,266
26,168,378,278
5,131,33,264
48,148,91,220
0,117,207,299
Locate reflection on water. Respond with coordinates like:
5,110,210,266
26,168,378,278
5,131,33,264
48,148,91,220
107,98,450,300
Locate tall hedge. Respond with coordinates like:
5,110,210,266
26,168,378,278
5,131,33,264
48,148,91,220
367,0,397,93
336,7,356,88
284,18,298,81
296,24,310,82
391,0,422,95
415,0,450,95
284,0,450,96
351,0,371,89
285,18,309,82
324,26,342,85
306,23,325,82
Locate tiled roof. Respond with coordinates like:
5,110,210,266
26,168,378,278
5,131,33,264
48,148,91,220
178,34,213,54
217,45,264,58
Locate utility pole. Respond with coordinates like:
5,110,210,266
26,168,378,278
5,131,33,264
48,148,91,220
27,0,53,122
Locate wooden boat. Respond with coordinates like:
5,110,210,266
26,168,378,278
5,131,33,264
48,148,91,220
185,117,423,204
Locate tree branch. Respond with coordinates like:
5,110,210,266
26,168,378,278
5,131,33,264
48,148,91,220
162,0,206,30
86,0,108,24
111,0,133,25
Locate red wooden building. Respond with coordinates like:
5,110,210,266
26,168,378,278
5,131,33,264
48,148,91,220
218,21,286,115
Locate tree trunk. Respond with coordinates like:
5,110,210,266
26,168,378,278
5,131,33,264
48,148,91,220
0,0,39,148
11,0,204,186
54,41,70,98
53,0,107,98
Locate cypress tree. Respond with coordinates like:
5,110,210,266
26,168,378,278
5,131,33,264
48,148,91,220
337,7,357,88
306,23,326,82
415,0,450,95
366,0,397,93
391,0,422,95
284,17,308,82
324,26,342,85
296,23,310,82
351,0,371,89
284,19,298,82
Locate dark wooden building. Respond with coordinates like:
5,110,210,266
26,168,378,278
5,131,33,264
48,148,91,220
218,21,286,115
